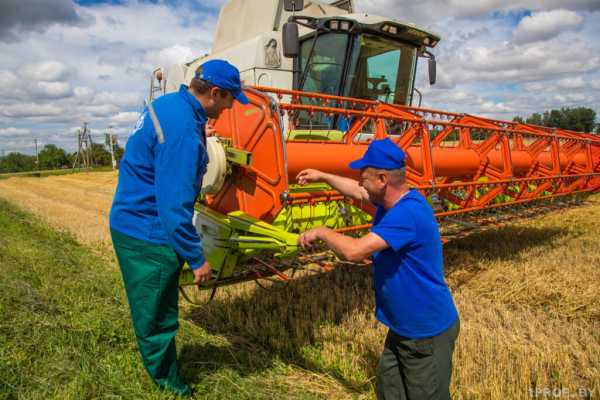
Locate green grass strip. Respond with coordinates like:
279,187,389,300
0,200,337,400
0,199,166,399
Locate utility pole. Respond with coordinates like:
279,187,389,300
107,125,116,170
73,128,82,169
34,138,39,169
72,122,93,170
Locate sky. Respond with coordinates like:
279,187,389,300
0,0,599,155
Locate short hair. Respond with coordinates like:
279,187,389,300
189,77,213,94
390,167,406,184
369,167,406,185
190,66,229,97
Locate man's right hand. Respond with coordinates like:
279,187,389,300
297,168,368,202
296,169,325,185
193,261,213,286
205,124,216,137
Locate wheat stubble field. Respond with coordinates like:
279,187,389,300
0,171,599,399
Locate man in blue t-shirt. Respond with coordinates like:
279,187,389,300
297,138,459,400
109,59,248,397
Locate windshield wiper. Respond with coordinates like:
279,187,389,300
299,33,320,90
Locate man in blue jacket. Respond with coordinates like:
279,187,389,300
109,59,248,396
297,138,459,400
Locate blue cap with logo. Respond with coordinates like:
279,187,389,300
195,59,249,105
348,138,406,170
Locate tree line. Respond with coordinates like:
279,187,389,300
0,142,124,174
513,107,600,134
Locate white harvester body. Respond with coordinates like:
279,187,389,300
161,0,437,96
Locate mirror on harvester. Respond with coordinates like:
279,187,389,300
282,22,299,58
429,56,437,85
283,0,304,12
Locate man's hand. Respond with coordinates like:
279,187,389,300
205,124,216,137
298,227,326,250
296,169,325,185
193,261,213,286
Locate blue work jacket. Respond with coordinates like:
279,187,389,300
109,85,208,269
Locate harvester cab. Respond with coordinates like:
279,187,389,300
281,10,439,136
283,13,439,103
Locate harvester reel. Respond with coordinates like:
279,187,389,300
201,136,228,195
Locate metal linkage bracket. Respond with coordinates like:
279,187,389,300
219,138,252,167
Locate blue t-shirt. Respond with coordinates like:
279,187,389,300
370,189,458,339
109,85,208,269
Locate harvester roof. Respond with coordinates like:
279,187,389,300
212,0,440,53
301,13,441,49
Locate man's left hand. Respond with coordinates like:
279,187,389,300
193,261,213,286
298,227,325,250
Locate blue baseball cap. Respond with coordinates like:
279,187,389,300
195,59,249,105
348,138,406,170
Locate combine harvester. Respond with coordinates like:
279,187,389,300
147,0,600,296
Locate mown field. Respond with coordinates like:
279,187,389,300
0,167,110,180
0,171,599,399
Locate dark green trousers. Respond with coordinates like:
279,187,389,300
111,229,191,397
377,318,460,400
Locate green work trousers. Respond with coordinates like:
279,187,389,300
111,229,191,397
376,318,460,400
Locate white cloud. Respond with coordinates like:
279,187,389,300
480,101,515,113
0,127,31,137
143,45,196,70
449,39,599,83
92,92,142,108
564,93,587,102
30,81,74,99
589,79,600,90
522,81,545,92
110,111,140,126
20,60,74,81
0,70,26,99
80,103,120,118
1,65,74,100
74,86,94,98
513,9,583,44
549,92,592,104
0,103,64,118
436,90,478,103
0,69,19,86
522,76,595,94
556,77,586,89
359,0,600,28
